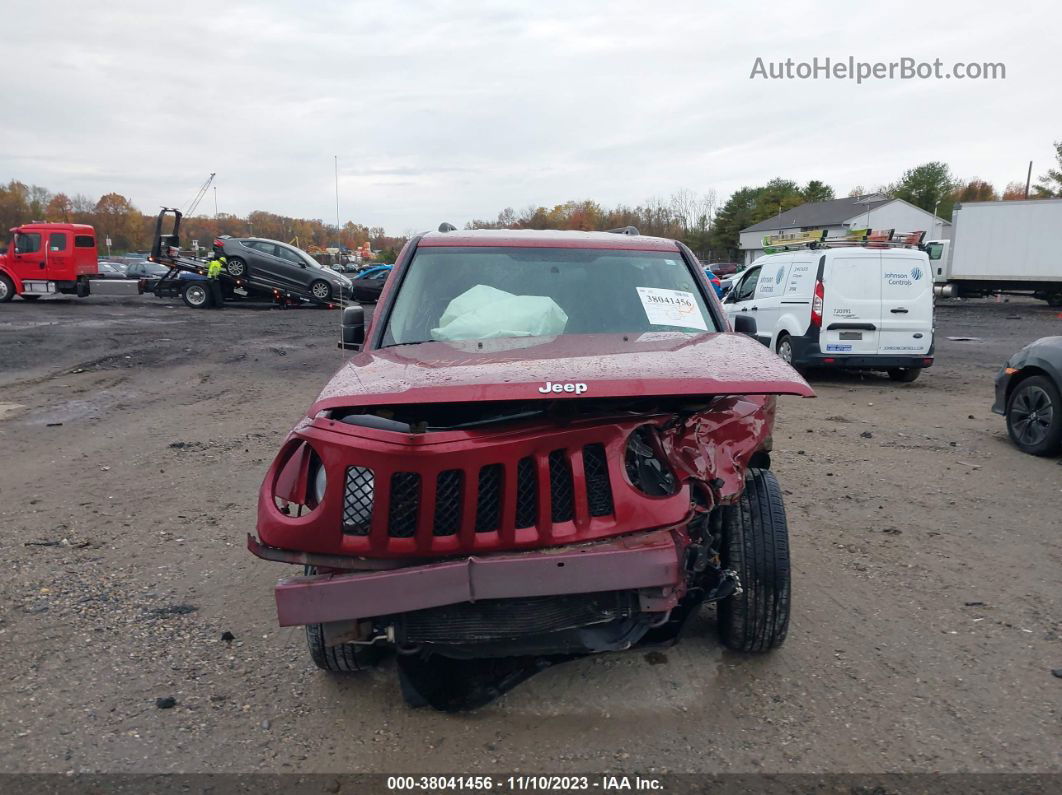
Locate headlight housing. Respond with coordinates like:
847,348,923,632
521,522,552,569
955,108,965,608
625,426,679,497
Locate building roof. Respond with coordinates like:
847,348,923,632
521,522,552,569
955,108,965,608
740,194,892,234
419,228,681,252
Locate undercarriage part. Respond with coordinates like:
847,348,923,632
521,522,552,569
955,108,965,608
392,591,640,645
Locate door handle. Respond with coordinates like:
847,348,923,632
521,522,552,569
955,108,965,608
39,261,46,269
890,308,908,314
740,307,748,312
750,306,758,311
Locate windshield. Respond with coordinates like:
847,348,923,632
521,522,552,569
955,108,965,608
382,246,717,346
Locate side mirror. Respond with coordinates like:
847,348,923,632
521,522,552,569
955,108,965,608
340,305,365,349
733,314,757,336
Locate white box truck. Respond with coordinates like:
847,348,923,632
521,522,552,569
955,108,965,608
928,198,1062,306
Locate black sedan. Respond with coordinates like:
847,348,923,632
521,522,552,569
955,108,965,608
992,336,1062,456
215,237,351,302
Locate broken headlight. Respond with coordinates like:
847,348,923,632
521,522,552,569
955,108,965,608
625,425,679,497
307,449,327,509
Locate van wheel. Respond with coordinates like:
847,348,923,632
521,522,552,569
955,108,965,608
1006,375,1062,456
776,334,794,364
310,280,332,301
888,368,921,383
225,257,247,277
304,566,382,673
0,274,14,303
717,469,790,653
181,282,210,309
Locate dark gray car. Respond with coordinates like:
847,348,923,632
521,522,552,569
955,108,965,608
992,336,1062,456
216,237,351,301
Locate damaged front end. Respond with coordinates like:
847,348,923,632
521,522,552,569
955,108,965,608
252,394,781,657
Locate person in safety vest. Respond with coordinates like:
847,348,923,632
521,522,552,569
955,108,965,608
206,251,226,308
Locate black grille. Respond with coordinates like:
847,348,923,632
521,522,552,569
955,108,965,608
583,443,614,517
548,450,574,523
515,457,538,529
388,472,420,538
475,464,503,533
433,470,463,536
342,466,374,535
396,591,638,643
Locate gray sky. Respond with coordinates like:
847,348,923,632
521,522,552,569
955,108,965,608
3,0,1059,233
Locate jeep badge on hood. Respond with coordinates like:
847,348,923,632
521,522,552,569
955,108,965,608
539,381,587,394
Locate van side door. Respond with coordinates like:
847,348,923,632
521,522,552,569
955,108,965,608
749,255,792,347
723,265,762,327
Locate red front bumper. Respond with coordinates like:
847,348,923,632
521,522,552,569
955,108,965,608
265,529,684,627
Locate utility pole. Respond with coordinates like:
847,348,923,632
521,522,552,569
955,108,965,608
213,186,218,218
1024,160,1033,199
334,155,341,234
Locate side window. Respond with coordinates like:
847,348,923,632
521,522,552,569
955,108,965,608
276,246,304,265
49,233,68,252
925,242,943,261
74,235,95,247
15,233,41,254
733,266,761,301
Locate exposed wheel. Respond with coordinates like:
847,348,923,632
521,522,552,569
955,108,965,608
20,294,40,301
181,282,210,309
304,566,382,673
776,334,794,364
717,468,791,653
309,280,332,301
888,367,921,383
1006,375,1062,456
225,257,247,278
0,274,14,303
1046,294,1062,308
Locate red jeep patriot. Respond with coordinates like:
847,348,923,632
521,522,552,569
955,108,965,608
249,227,813,707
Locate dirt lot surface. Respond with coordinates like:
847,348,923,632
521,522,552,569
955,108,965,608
1,294,1059,776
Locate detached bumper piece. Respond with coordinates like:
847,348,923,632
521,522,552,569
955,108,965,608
272,528,682,627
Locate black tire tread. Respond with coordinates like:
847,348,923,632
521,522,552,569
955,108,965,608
718,468,791,653
888,368,921,383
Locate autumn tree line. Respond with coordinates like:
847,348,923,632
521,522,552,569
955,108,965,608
0,184,406,257
3,141,1060,259
467,142,1062,258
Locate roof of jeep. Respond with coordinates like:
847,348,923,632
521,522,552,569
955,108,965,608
418,228,682,252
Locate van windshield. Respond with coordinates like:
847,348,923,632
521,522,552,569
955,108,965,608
382,246,717,346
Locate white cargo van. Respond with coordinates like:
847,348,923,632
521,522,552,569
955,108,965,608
724,245,934,381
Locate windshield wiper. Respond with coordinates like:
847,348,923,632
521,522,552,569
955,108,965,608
383,340,431,348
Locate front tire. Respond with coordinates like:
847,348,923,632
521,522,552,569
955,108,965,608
0,274,14,303
304,566,382,673
717,469,791,653
181,282,210,309
225,257,247,278
888,367,921,383
1006,375,1062,456
309,279,332,301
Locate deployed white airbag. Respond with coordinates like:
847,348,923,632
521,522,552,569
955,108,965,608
431,285,568,340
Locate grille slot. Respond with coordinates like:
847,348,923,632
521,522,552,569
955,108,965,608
388,472,421,538
433,470,463,536
548,449,574,523
475,464,503,533
582,443,614,517
515,457,538,529
342,466,374,535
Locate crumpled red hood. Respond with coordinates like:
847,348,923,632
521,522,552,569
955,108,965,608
309,332,813,413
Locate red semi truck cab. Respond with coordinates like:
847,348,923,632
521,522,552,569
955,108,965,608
0,223,99,302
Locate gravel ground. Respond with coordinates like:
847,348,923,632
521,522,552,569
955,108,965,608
0,294,1059,775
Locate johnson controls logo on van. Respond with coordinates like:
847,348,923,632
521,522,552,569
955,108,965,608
885,271,914,286
911,266,923,281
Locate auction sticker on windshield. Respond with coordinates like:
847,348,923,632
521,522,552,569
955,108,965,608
636,287,707,331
